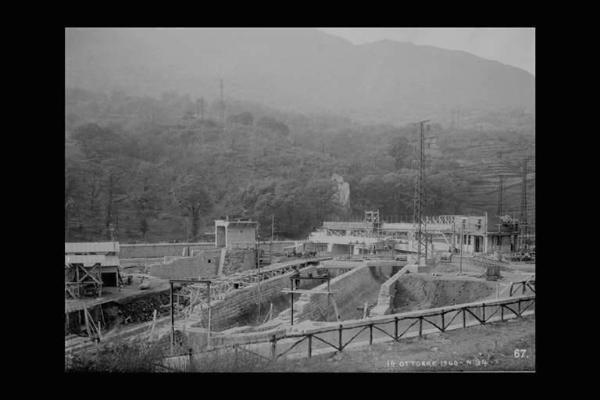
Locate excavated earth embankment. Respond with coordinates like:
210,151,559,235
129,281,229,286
391,274,496,313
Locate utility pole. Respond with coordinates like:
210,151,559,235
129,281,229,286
109,222,116,242
497,151,504,223
270,215,274,265
497,175,504,218
170,281,174,354
220,78,224,124
256,221,261,323
206,281,212,349
520,158,529,251
460,223,464,274
198,97,205,122
220,78,226,135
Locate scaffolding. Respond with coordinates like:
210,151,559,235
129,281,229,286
65,263,103,299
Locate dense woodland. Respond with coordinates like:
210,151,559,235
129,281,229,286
65,88,535,243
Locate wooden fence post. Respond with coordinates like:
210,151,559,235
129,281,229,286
308,335,312,358
441,311,445,331
271,335,277,360
419,317,423,337
482,304,486,324
338,324,343,351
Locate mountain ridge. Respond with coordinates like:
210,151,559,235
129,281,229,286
66,28,535,125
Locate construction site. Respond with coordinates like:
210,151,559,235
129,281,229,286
64,120,535,372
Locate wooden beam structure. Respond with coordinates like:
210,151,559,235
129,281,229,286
169,278,213,354
285,272,334,326
281,289,338,295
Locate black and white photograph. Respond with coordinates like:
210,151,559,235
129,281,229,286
64,27,535,373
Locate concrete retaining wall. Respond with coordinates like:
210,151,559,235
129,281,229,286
293,263,397,323
370,265,412,316
258,241,297,254
147,249,222,280
191,266,317,332
146,248,257,280
120,241,303,259
120,242,215,259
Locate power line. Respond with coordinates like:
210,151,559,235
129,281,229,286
497,152,504,218
220,78,226,134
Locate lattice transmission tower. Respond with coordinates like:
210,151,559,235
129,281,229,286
412,120,432,265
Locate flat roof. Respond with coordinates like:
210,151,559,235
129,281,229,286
65,242,119,254
65,254,120,267
215,219,257,227
323,221,372,230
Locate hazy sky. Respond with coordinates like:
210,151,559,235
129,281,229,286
319,28,535,75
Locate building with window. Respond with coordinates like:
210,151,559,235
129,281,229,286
308,212,491,257
215,218,257,249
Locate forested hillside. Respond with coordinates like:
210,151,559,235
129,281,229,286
65,88,535,243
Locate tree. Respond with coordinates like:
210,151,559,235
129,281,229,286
71,123,124,161
128,162,163,241
171,174,213,241
241,177,340,239
228,112,254,126
257,116,289,137
388,136,413,170
65,164,80,241
101,159,131,240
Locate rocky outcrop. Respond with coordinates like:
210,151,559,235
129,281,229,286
332,173,350,209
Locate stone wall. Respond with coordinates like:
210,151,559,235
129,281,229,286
222,249,256,275
122,240,304,260
120,242,215,259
